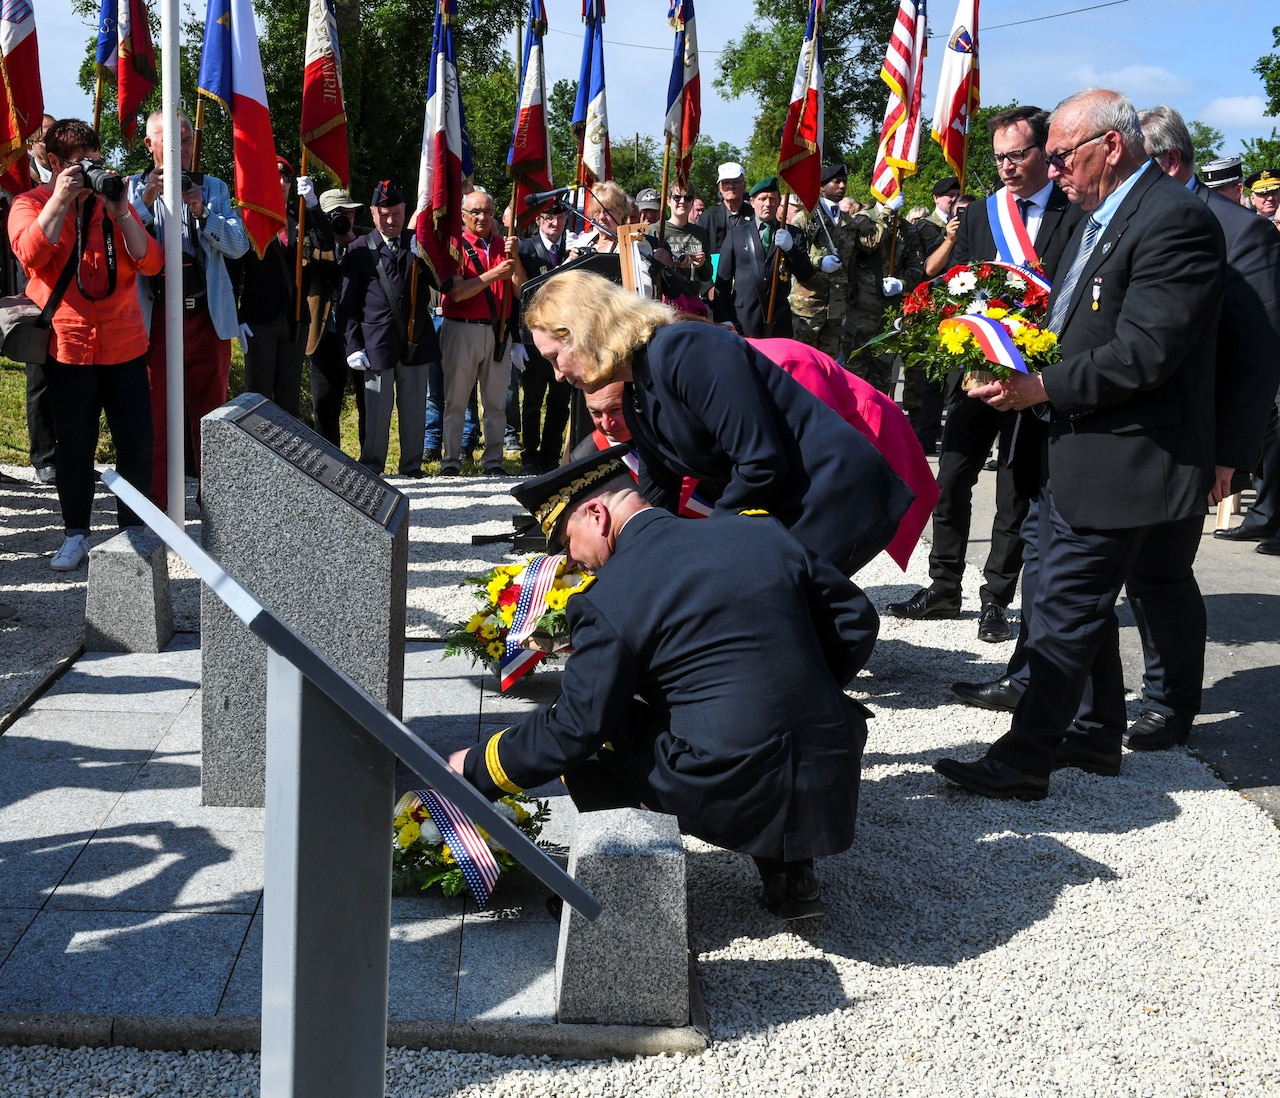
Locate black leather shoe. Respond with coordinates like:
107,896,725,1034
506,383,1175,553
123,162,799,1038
1257,536,1280,556
762,863,825,920
886,586,961,620
1051,734,1122,776
933,755,1049,800
1123,710,1192,751
1213,523,1272,542
951,677,1023,712
977,603,1012,642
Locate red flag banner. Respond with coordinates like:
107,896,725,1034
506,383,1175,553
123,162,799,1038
870,0,926,204
0,0,43,193
507,0,552,228
300,0,348,187
932,0,980,180
778,0,823,210
117,0,157,143
663,0,699,186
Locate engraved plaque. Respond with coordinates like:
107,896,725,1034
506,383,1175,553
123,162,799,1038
231,399,399,527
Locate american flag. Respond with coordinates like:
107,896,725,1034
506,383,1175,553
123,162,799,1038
870,0,927,204
500,554,566,691
414,789,502,908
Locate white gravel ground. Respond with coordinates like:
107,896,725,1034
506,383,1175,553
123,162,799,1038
3,472,1279,1096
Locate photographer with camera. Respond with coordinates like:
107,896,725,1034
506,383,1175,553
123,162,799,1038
7,119,163,571
128,110,250,512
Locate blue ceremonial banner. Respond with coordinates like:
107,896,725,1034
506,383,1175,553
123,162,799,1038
197,0,231,111
95,0,117,72
572,0,609,182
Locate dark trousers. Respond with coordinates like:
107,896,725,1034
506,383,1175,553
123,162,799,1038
243,314,305,417
928,396,1028,606
1240,395,1280,535
44,357,152,532
1004,495,1041,691
25,360,57,468
1125,509,1207,721
309,329,366,450
988,490,1203,777
520,355,572,471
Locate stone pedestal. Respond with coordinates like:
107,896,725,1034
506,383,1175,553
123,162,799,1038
555,808,689,1026
200,395,409,807
83,528,174,653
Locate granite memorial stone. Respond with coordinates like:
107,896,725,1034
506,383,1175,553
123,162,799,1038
200,394,409,807
556,808,689,1026
83,528,174,653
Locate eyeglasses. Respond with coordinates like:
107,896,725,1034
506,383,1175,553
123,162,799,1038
670,193,692,202
463,207,494,217
1045,132,1109,172
992,145,1040,166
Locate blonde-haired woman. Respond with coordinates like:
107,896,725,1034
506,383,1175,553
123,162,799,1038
525,270,914,574
568,181,631,256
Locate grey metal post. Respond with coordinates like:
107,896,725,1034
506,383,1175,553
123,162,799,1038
262,650,395,1098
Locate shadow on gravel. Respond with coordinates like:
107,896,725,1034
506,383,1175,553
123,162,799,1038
1203,591,1280,647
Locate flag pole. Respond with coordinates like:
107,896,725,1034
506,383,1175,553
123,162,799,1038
764,192,791,335
293,150,307,325
658,134,671,245
192,98,205,173
161,0,185,525
94,72,104,132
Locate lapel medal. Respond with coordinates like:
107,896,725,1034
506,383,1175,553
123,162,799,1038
1092,279,1102,311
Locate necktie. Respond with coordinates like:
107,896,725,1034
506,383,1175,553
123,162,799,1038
389,237,400,255
1046,216,1101,334
762,223,773,250
1016,198,1030,226
548,245,558,265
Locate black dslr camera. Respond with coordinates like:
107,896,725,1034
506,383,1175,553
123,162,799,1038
329,211,352,235
76,159,125,202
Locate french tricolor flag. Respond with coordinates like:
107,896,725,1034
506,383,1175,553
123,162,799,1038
572,0,610,185
0,0,42,194
198,0,286,258
300,0,349,188
415,0,472,285
941,315,1029,374
778,0,824,210
507,0,552,228
664,0,700,186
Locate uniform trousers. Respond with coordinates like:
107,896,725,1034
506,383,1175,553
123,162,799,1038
44,357,151,532
360,361,427,476
1238,393,1280,535
308,328,366,450
520,354,572,471
26,361,57,469
987,488,1204,778
243,313,305,418
440,318,509,472
929,396,1028,607
146,306,231,511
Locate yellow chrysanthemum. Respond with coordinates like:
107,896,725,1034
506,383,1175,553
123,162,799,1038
939,325,970,355
396,821,421,848
465,612,486,635
487,576,510,603
442,844,455,864
544,588,569,611
984,306,1009,320
499,603,516,627
487,640,505,659
479,617,500,641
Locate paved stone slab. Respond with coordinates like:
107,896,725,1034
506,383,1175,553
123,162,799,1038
29,645,199,714
83,528,174,654
216,911,262,1018
458,875,559,1023
388,893,466,1022
0,910,251,1015
0,908,39,958
49,827,262,914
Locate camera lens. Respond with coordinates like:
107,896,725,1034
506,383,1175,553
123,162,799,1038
331,213,351,235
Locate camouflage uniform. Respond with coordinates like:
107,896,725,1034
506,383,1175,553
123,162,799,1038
788,205,858,360
846,208,925,395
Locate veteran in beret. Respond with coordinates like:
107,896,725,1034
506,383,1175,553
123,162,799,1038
448,446,880,920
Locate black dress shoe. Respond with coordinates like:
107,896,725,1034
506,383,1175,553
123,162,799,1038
934,755,1049,800
1257,536,1280,556
1123,710,1192,751
1213,523,1272,542
761,863,825,920
1051,733,1122,776
886,586,961,620
951,677,1023,712
977,603,1012,642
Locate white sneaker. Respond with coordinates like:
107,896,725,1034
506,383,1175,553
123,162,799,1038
50,534,89,571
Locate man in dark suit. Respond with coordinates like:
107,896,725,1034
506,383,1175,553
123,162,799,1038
713,176,813,338
1114,106,1280,749
515,201,573,473
890,107,1083,653
337,180,440,476
933,89,1226,799
448,446,880,919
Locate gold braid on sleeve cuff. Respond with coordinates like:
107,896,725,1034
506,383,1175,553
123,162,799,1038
484,730,524,795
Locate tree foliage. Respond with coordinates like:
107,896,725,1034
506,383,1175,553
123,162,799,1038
1255,26,1280,116
1189,121,1224,165
714,0,896,174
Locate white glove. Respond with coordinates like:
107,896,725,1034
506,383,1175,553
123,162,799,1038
347,349,372,371
296,175,318,209
773,227,794,253
510,343,529,372
820,255,841,273
884,192,905,211
237,323,253,351
881,276,904,297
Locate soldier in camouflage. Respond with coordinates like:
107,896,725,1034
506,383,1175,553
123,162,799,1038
845,201,925,395
790,163,859,361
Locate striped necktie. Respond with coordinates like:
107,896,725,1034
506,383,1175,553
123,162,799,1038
1046,216,1101,334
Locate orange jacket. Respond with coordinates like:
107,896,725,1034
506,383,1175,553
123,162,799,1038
9,186,163,366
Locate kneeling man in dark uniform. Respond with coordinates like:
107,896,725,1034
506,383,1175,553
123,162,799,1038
448,446,879,919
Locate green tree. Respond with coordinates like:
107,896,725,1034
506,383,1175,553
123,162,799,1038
1189,121,1224,165
1254,26,1280,115
1242,130,1280,177
714,0,896,171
